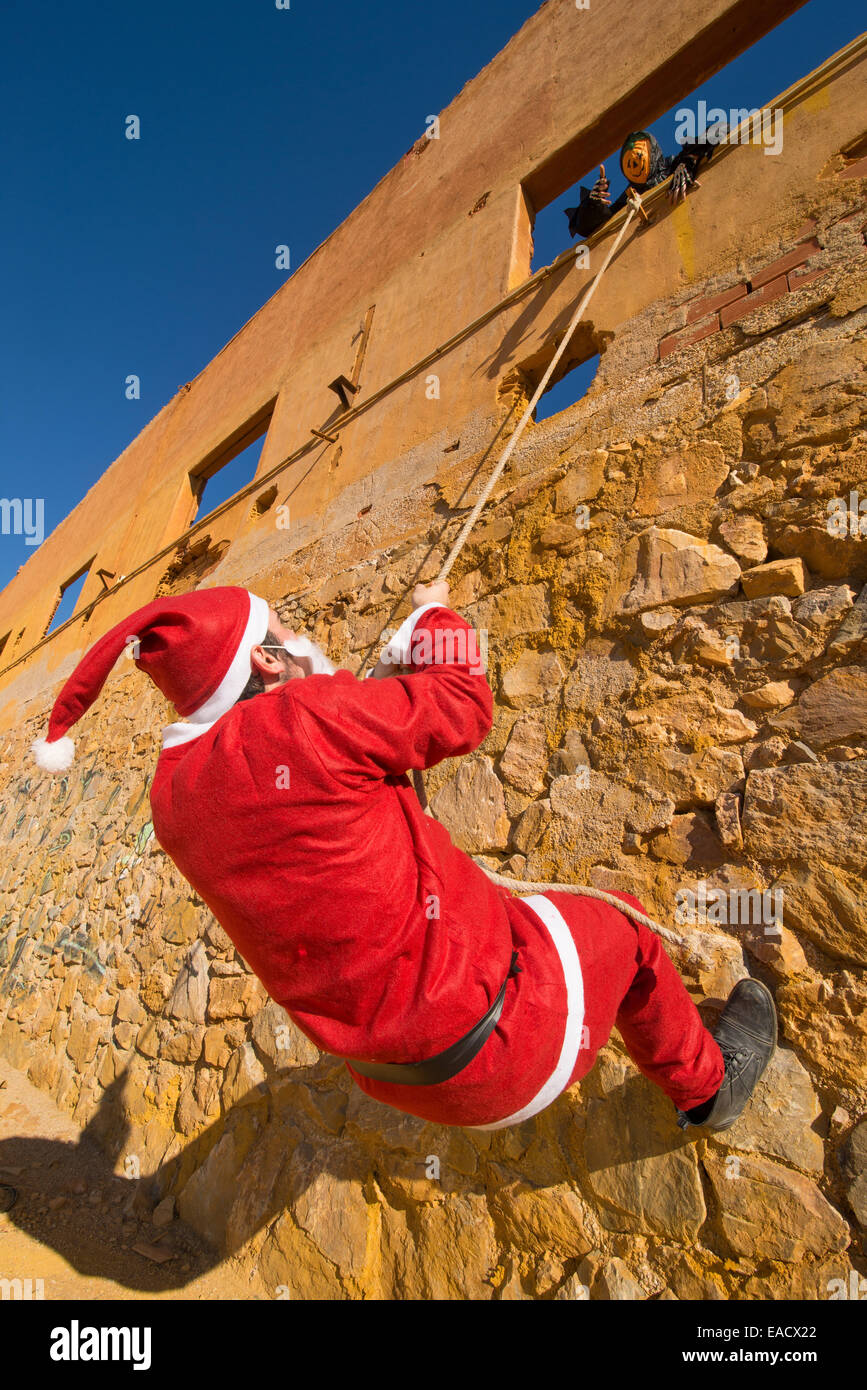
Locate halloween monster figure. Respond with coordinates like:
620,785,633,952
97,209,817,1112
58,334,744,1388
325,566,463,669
565,129,713,239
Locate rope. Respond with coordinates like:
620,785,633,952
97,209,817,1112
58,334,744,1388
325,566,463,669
411,194,645,820
474,866,685,949
437,189,645,583
396,192,697,951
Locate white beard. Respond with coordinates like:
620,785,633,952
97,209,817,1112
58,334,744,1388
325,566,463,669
282,634,336,676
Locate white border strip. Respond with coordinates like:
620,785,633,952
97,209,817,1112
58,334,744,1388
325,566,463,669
380,602,442,666
161,720,213,748
467,894,585,1131
162,591,270,749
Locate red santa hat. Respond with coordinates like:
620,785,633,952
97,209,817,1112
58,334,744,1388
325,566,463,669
31,586,270,772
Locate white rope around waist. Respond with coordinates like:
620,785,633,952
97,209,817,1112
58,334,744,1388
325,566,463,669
474,864,684,950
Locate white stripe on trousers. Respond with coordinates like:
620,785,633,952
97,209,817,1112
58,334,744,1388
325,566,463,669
466,893,585,1131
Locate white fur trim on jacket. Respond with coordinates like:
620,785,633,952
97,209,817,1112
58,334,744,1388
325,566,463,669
379,602,443,668
161,591,270,750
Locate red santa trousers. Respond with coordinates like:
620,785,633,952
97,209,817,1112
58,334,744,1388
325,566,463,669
350,887,725,1131
544,889,725,1114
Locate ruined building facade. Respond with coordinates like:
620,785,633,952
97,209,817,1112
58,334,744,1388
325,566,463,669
1,1,865,1298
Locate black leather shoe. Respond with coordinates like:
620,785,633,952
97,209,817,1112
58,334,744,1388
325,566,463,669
676,978,777,1132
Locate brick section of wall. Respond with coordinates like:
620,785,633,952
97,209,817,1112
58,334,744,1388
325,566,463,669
720,273,790,327
657,314,720,360
840,155,867,179
788,264,830,291
659,235,827,358
685,283,748,324
750,238,821,289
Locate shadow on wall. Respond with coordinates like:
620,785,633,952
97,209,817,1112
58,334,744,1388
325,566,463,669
0,1054,696,1294
477,259,580,381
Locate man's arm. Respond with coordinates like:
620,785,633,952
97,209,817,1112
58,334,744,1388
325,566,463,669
288,584,493,787
368,581,450,682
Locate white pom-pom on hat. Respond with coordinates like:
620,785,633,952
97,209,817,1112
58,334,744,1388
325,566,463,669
31,736,75,773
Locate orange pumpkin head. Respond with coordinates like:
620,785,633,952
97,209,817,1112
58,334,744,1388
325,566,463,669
620,134,653,186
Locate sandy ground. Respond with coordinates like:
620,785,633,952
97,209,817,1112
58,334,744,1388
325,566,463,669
0,1056,254,1300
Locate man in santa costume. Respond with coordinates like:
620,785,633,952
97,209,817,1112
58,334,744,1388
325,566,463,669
32,581,777,1133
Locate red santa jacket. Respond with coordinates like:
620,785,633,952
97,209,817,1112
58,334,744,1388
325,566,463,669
149,604,581,1127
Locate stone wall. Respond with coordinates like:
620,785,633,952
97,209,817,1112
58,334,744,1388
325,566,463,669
0,0,807,677
1,176,865,1298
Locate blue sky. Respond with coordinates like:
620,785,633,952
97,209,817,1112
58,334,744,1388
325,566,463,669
1,0,863,616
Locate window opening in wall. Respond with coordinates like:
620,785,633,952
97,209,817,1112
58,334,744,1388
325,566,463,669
526,2,862,272
192,433,268,523
534,353,601,424
45,563,92,636
188,400,276,526
0,631,10,664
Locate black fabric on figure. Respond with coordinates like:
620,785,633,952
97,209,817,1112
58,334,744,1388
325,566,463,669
565,132,713,239
684,1093,716,1123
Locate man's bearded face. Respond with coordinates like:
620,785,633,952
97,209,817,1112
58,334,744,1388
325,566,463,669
621,138,652,185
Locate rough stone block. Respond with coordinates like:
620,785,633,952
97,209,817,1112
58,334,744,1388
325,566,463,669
165,939,209,1024
501,649,565,708
429,755,509,852
499,716,548,794
715,514,767,565
634,441,728,516
741,557,808,599
771,861,867,966
583,1076,706,1241
741,680,799,711
251,1000,320,1069
702,1150,849,1262
207,973,268,1022
742,760,866,873
770,666,867,748
650,811,725,867
621,528,741,612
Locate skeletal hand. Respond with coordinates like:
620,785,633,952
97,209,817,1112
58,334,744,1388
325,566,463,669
668,162,700,204
590,163,610,206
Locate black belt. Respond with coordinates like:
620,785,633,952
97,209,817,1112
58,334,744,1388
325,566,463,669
345,950,522,1086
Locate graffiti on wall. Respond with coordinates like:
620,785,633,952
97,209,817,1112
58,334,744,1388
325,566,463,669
0,761,158,1002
